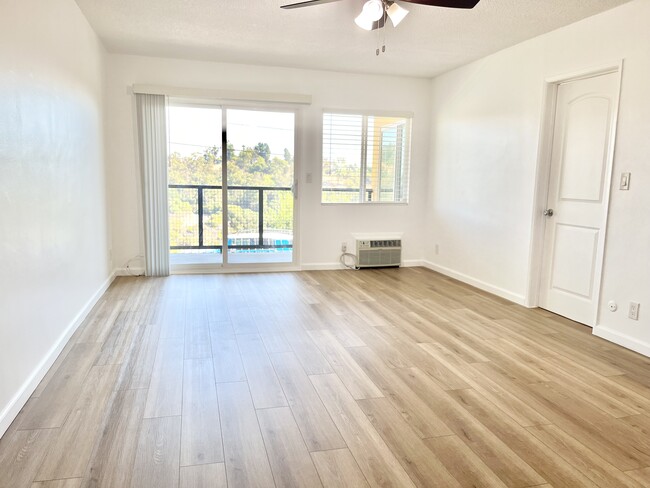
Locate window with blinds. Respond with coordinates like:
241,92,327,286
322,112,411,203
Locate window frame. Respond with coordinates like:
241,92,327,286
320,108,413,205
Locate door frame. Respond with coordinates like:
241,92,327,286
167,98,302,274
525,60,624,327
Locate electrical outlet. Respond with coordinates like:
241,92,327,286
435,244,439,255
341,242,347,253
629,301,640,320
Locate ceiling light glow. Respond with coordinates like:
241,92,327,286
354,13,375,30
361,0,384,22
387,2,409,27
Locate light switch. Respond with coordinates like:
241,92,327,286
620,172,631,190
305,172,313,184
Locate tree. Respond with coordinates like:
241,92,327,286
168,141,295,248
254,142,271,162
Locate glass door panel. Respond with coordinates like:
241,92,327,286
168,105,223,266
225,109,295,264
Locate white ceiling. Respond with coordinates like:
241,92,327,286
75,0,631,78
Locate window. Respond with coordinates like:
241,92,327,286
322,112,411,203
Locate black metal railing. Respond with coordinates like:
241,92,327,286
168,184,293,250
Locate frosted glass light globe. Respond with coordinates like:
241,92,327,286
362,0,384,22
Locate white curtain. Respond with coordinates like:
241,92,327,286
136,94,170,276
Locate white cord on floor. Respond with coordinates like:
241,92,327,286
340,252,360,270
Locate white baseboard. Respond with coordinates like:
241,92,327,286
115,267,145,276
421,260,527,306
0,271,116,439
593,325,650,358
300,262,344,271
301,260,422,271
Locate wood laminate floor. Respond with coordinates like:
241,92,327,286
2,268,650,487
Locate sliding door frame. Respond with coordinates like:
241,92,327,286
168,97,301,274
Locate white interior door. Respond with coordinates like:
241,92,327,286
538,71,619,326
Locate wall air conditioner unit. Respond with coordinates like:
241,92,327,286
356,238,402,268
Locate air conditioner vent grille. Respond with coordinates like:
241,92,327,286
356,238,402,268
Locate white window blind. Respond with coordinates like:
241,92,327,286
322,112,411,203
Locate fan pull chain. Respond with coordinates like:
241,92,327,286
376,16,380,55
376,9,387,56
382,13,387,53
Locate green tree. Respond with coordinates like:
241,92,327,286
254,142,271,162
168,141,295,247
283,148,293,164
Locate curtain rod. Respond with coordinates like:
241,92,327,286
131,84,312,105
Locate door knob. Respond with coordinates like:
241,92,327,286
543,209,554,217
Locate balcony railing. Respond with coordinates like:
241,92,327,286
169,184,389,252
168,184,293,251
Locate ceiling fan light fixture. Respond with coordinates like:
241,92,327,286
354,12,375,30
387,2,409,27
361,0,385,22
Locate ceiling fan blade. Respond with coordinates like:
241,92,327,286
399,0,480,8
281,0,343,9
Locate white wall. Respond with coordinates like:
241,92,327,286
426,0,650,353
105,55,431,272
0,0,110,436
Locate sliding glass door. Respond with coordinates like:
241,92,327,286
226,109,294,264
167,103,296,267
168,105,223,265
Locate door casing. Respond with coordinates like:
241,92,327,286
525,61,624,327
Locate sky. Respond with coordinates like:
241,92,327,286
168,105,295,159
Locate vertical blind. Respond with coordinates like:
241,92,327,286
136,94,170,276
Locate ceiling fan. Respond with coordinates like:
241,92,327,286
281,0,481,31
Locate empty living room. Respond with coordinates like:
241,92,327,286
2,0,650,487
